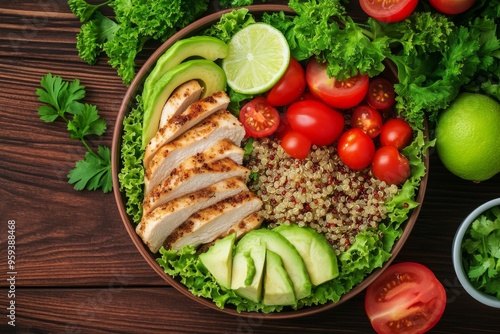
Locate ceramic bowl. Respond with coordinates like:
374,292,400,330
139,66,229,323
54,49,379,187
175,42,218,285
452,198,500,308
111,4,430,318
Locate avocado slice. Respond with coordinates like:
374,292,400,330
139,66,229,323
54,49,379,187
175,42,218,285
141,59,226,148
199,233,236,289
263,250,296,306
274,224,339,286
231,241,266,303
142,36,228,106
236,229,312,300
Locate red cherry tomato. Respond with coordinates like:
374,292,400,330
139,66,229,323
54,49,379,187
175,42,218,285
366,77,396,110
365,262,446,334
337,128,375,171
296,91,319,102
351,105,383,138
280,130,311,159
266,57,306,107
239,97,280,138
380,118,413,150
371,146,411,185
306,58,369,109
360,0,418,22
429,0,476,15
286,100,345,146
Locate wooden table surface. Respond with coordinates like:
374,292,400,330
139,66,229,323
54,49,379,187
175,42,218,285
1,1,499,333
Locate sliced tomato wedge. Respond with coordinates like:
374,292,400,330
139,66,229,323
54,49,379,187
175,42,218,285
360,0,418,23
306,57,369,109
239,97,280,138
365,262,446,334
367,77,396,111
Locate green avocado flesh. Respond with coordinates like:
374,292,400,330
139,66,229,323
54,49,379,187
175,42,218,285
274,224,339,286
142,36,228,106
231,242,266,302
199,233,236,290
141,59,226,148
263,250,296,306
235,229,312,300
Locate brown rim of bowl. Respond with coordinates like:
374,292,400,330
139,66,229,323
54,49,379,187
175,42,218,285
111,4,430,319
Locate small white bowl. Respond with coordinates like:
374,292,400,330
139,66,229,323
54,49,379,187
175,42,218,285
452,198,500,308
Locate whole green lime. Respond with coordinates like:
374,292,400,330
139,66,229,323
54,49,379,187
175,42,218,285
435,92,500,182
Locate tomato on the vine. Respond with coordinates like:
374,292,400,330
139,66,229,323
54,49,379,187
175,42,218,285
337,128,375,171
239,97,280,138
371,146,410,185
366,77,395,110
365,262,446,334
266,57,306,107
429,0,476,15
286,99,345,146
380,118,413,150
281,130,311,159
351,105,383,138
306,57,369,109
360,0,418,22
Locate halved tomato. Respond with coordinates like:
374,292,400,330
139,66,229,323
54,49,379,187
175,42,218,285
360,0,418,23
365,262,446,334
306,58,369,109
367,77,396,111
239,97,280,138
351,105,383,138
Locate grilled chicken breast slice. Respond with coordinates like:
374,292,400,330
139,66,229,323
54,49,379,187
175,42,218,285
164,191,263,250
158,80,203,129
144,138,244,195
137,177,248,253
144,91,230,168
143,110,245,195
143,158,250,214
198,212,263,253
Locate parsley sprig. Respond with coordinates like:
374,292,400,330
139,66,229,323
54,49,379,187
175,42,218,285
36,73,112,193
462,205,500,299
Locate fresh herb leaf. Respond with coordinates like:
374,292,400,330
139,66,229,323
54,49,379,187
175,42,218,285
462,206,500,300
36,73,112,193
68,0,111,23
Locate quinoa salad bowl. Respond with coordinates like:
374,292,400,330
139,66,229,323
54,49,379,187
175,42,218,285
111,5,430,319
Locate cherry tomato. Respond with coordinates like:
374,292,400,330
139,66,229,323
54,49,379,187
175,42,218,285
306,58,369,109
286,100,345,146
360,0,418,22
380,118,413,150
429,0,476,15
371,146,410,185
266,57,306,107
239,97,280,138
366,78,396,110
351,105,383,138
296,91,319,102
280,130,311,159
365,262,446,334
337,128,375,171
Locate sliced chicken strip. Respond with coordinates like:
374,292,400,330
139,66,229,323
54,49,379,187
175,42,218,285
165,191,263,250
143,158,250,214
144,91,230,168
144,138,244,194
198,212,263,253
137,177,248,253
143,110,245,195
159,80,203,129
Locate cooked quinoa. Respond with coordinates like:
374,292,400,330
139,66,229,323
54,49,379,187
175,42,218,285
246,138,399,255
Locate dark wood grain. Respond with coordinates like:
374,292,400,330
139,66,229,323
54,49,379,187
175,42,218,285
1,1,499,333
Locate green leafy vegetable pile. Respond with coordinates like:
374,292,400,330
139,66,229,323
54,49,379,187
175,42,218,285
462,205,500,300
36,74,112,192
68,0,211,84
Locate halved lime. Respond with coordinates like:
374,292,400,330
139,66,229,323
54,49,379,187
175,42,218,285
222,23,290,95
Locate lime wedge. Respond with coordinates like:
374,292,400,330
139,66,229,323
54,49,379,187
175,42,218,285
222,23,290,95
